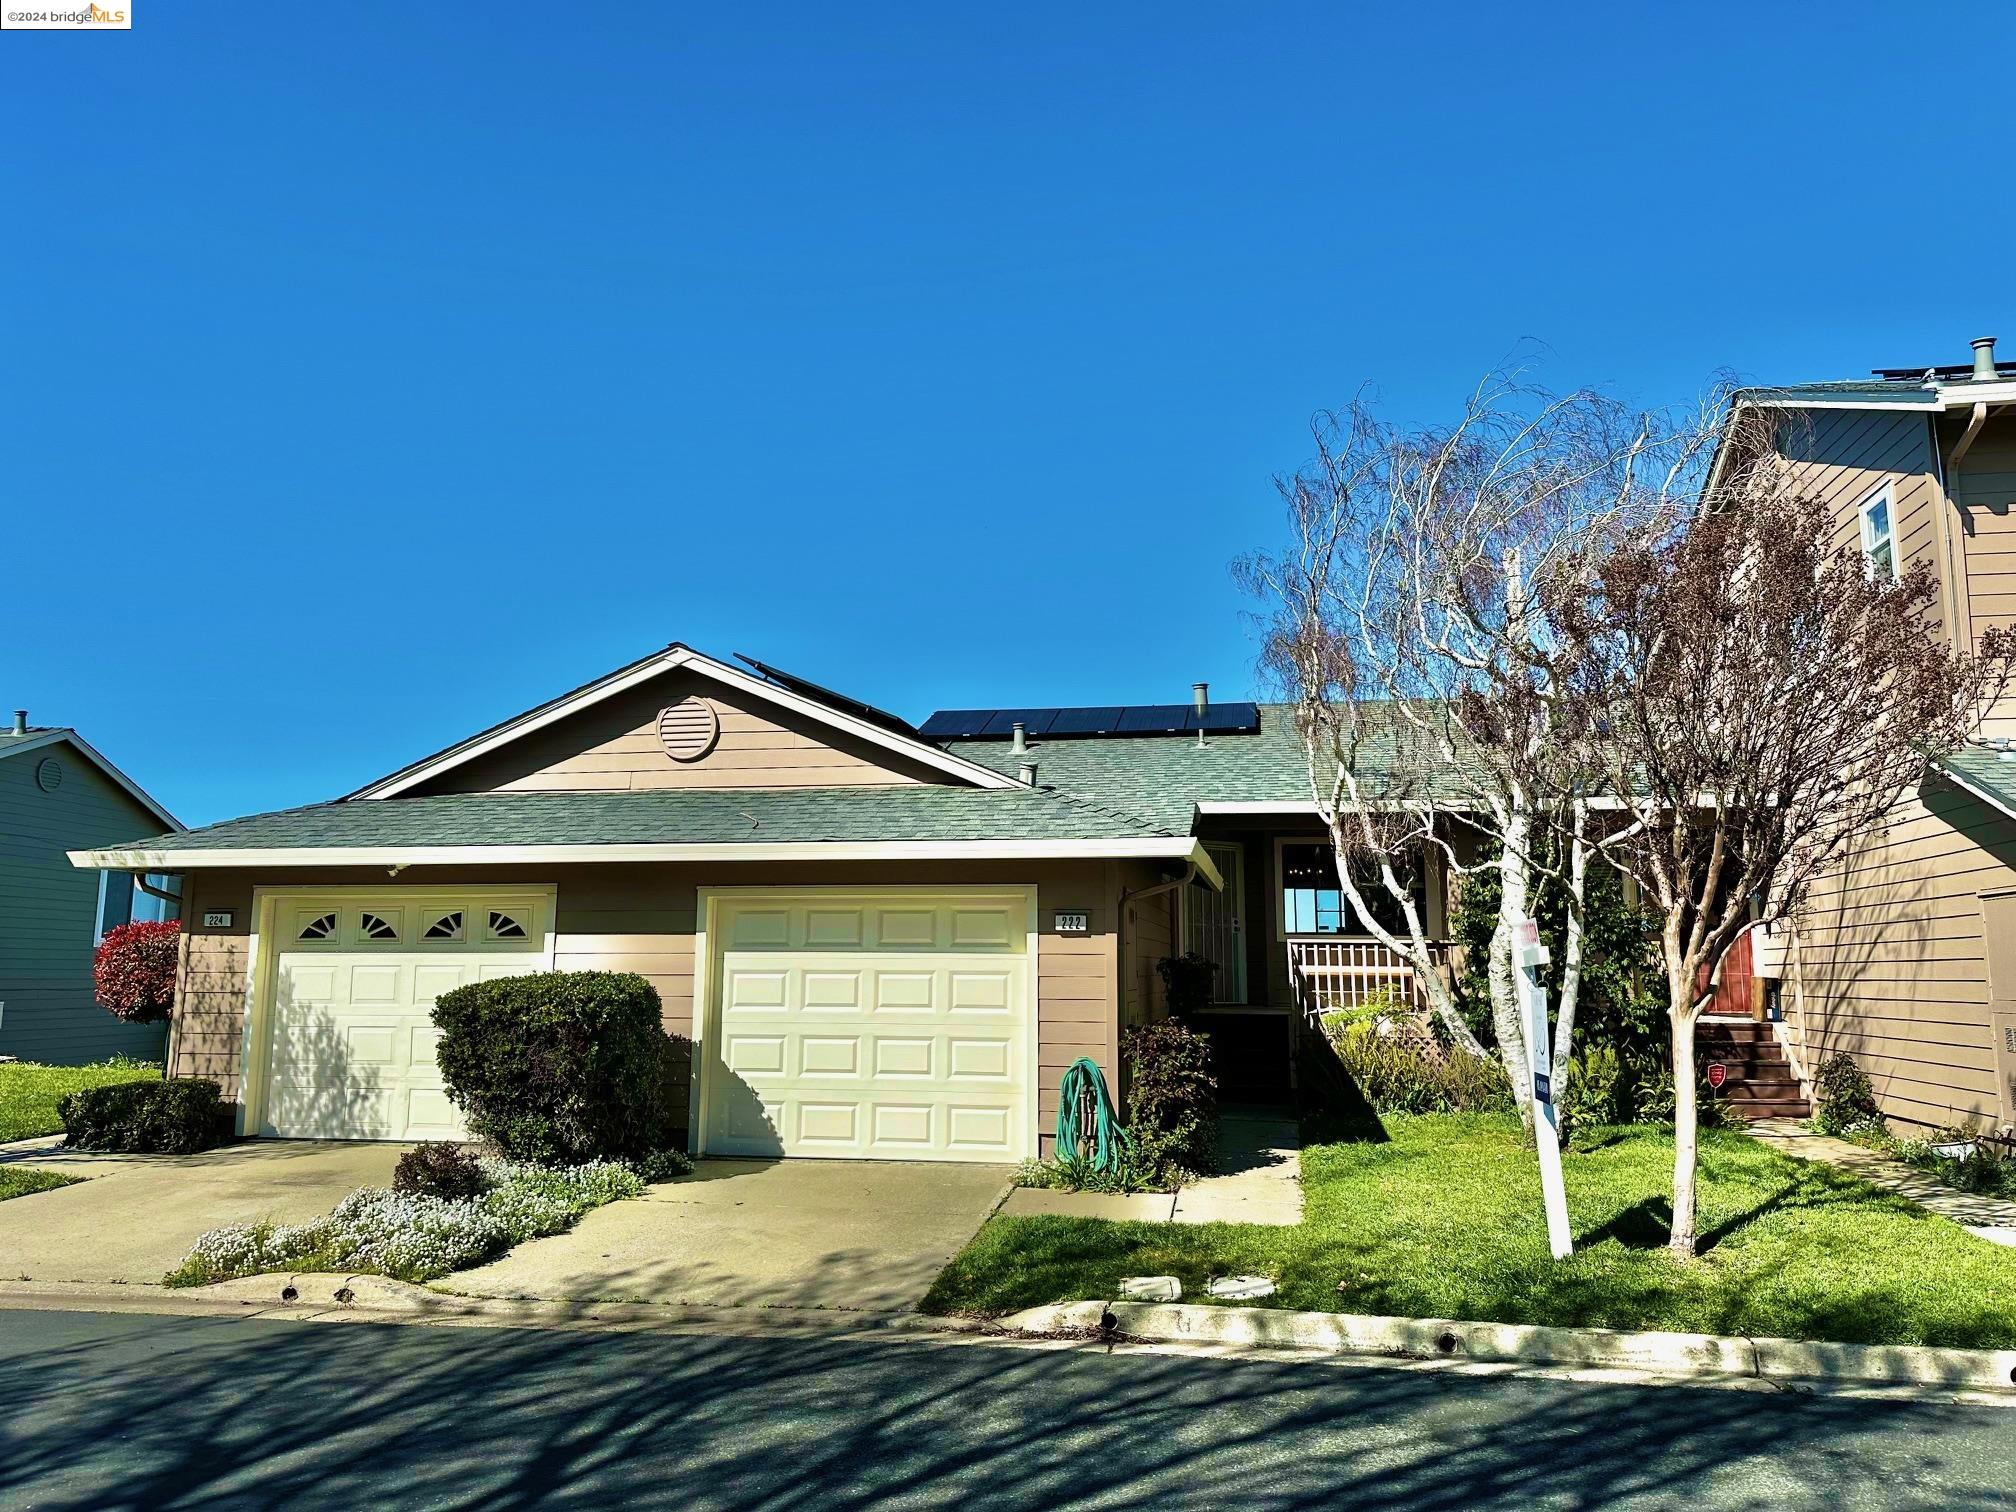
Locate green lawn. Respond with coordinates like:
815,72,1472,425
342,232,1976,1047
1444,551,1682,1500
0,1059,162,1143
924,1112,2016,1349
0,1168,80,1203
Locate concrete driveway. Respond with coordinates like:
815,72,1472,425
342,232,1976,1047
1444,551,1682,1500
0,1137,404,1285
446,1158,1010,1314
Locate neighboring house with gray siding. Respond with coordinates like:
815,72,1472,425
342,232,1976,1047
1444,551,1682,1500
0,712,182,1065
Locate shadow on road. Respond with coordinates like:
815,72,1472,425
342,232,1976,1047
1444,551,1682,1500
0,1308,2000,1509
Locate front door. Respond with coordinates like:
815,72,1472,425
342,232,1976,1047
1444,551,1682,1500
1185,842,1246,1004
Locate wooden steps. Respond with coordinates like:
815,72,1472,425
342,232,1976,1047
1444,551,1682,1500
1696,1018,1809,1120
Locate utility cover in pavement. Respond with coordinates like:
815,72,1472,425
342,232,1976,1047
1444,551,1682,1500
1207,1275,1277,1300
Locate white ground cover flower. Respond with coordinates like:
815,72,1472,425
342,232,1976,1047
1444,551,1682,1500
168,1158,648,1287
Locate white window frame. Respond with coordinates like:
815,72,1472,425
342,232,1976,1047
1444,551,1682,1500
1859,484,1900,584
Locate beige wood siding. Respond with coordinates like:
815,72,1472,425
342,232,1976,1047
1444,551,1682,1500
169,858,1132,1148
1788,775,2016,1131
406,669,952,795
1775,407,1948,637
1949,420,2016,667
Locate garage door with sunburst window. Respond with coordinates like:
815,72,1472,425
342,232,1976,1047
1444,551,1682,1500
702,890,1033,1162
255,890,553,1141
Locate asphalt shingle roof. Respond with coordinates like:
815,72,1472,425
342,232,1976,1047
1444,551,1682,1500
1933,744,2016,818
944,703,1476,829
101,784,1184,854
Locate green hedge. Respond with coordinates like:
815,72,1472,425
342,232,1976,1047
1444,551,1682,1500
432,970,678,1164
59,1079,223,1153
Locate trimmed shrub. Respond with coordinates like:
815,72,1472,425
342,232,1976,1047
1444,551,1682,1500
1012,1144,1169,1195
1327,1020,1514,1116
1812,1052,1884,1136
1123,1019,1218,1179
1557,1045,1629,1138
59,1078,221,1153
1154,953,1216,1020
393,1141,485,1200
431,971,677,1164
92,920,181,1024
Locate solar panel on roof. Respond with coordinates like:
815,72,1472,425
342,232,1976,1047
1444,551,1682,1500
1044,706,1125,736
1116,704,1193,734
918,709,995,740
980,709,1060,737
1185,700,1261,733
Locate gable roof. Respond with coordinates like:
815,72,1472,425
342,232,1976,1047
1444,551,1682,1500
348,643,1020,799
71,785,1217,879
0,727,182,832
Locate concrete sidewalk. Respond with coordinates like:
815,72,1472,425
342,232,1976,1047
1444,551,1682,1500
1000,1111,1303,1225
1748,1119,2016,1247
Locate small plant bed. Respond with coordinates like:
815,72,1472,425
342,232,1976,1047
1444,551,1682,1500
0,1058,161,1143
1834,1123,2016,1200
163,1152,683,1288
0,1168,80,1203
1013,1155,1172,1196
924,1112,2016,1349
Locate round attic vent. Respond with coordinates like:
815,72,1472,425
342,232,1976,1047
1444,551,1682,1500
35,757,63,792
657,697,720,763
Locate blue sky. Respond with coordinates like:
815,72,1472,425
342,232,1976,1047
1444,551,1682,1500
6,3,2012,826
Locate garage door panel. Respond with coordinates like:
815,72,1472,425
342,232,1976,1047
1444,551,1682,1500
706,892,1030,1162
258,891,550,1141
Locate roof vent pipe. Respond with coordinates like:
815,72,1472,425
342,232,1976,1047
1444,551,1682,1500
1193,682,1209,716
1017,759,1039,787
1009,721,1028,756
10,710,24,736
1974,336,1999,381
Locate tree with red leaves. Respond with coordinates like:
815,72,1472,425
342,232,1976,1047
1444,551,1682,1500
93,919,181,1023
1496,480,2016,1257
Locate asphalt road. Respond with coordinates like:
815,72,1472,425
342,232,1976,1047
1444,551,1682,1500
1,1310,2012,1510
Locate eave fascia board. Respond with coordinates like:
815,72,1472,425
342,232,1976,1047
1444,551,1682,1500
351,646,1019,798
1,730,182,832
69,835,1213,874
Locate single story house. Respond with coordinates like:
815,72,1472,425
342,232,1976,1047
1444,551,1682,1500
4,711,183,1065
72,644,1451,1160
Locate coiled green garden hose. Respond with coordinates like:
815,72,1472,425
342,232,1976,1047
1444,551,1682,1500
1054,1056,1131,1171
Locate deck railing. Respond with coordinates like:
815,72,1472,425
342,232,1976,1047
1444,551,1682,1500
1285,938,1451,1021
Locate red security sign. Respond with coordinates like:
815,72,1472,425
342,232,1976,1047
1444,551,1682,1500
1706,1062,1728,1091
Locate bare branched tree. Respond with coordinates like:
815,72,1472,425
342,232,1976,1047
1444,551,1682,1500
1243,373,1721,1122
1499,461,2016,1257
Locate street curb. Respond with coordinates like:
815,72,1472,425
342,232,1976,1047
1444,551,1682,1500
0,1276,987,1342
995,1299,2016,1394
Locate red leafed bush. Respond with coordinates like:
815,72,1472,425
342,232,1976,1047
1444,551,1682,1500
93,920,182,1023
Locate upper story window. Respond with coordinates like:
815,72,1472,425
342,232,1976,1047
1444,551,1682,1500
1859,486,1899,584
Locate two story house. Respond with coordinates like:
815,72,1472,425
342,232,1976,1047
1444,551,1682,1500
2,711,182,1065
1724,337,2016,1136
72,648,1445,1159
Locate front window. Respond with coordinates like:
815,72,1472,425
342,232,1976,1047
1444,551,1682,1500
1860,487,1899,584
1280,840,1419,937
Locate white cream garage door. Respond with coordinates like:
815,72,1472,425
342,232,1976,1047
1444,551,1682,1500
258,892,552,1141
704,891,1033,1162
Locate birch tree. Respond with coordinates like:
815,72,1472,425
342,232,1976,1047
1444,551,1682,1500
1244,375,1718,1127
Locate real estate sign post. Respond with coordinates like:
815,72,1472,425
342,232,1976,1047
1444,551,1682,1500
1514,919,1574,1260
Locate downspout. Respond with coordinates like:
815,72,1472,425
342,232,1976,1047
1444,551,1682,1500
1943,401,1991,652
133,875,181,906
